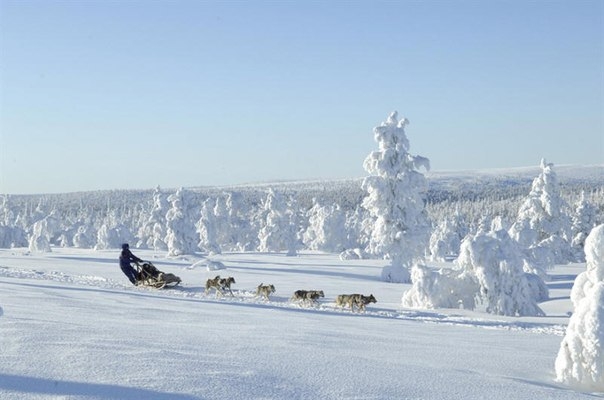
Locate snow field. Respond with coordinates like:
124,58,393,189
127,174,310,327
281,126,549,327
0,248,600,399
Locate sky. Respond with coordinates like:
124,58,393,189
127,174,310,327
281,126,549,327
1,0,603,195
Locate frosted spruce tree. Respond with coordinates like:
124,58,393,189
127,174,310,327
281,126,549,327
94,225,120,250
28,211,60,253
165,188,199,256
28,218,52,253
72,224,95,248
0,195,15,226
508,159,573,271
0,195,27,248
362,111,431,282
429,210,467,262
95,209,135,250
138,186,168,251
403,218,546,316
456,225,545,316
342,204,371,259
258,189,297,255
555,224,604,392
213,195,239,251
197,197,221,255
225,192,256,251
570,191,598,262
303,199,347,253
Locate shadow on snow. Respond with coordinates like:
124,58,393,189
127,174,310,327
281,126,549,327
0,373,199,400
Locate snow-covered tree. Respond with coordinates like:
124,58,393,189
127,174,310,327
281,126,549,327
94,208,135,250
508,159,573,270
210,195,230,249
404,219,546,317
429,210,468,262
95,224,134,250
95,224,119,250
165,188,199,256
138,186,168,251
570,191,598,262
285,195,301,256
28,219,52,253
361,111,431,282
72,224,95,249
459,228,545,316
258,189,297,255
303,199,347,253
0,195,15,226
344,204,369,252
0,196,27,248
555,224,604,392
402,263,477,310
197,197,221,255
226,192,257,251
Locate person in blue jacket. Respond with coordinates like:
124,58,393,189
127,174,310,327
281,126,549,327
119,243,142,285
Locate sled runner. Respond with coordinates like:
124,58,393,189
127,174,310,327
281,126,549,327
135,261,181,289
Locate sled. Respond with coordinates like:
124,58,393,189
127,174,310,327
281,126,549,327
135,261,181,289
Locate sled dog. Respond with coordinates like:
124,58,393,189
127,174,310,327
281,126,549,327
205,275,223,296
219,276,236,296
291,290,324,305
335,294,377,312
356,294,377,311
256,283,275,300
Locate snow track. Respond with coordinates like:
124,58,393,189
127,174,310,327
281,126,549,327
0,264,566,336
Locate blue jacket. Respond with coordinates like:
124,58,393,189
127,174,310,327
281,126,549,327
119,248,142,268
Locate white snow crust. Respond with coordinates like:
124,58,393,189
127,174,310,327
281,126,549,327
0,247,600,399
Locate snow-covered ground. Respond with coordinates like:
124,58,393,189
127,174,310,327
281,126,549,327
0,247,600,399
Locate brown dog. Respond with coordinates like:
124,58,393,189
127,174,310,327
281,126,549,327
255,283,275,300
205,275,223,296
291,290,325,305
335,294,377,312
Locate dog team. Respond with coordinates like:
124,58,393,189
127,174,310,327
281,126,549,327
203,275,376,312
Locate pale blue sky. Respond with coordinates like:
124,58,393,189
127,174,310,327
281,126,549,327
1,0,602,194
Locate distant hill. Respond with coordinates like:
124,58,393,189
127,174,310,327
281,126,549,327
425,164,603,191
4,164,602,213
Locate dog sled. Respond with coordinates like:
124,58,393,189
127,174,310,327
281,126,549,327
135,261,181,289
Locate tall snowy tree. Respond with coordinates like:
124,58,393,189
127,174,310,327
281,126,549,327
0,195,15,226
165,188,199,256
213,195,234,251
428,210,467,262
225,192,256,251
28,218,52,253
570,191,598,262
197,197,221,255
555,224,604,392
94,224,121,250
508,159,573,270
72,224,95,249
138,186,168,251
361,111,431,282
340,204,370,258
28,210,62,253
285,195,300,256
94,209,135,250
303,199,347,253
257,189,297,255
0,195,27,248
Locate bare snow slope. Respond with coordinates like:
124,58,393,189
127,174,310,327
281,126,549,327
0,248,600,400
